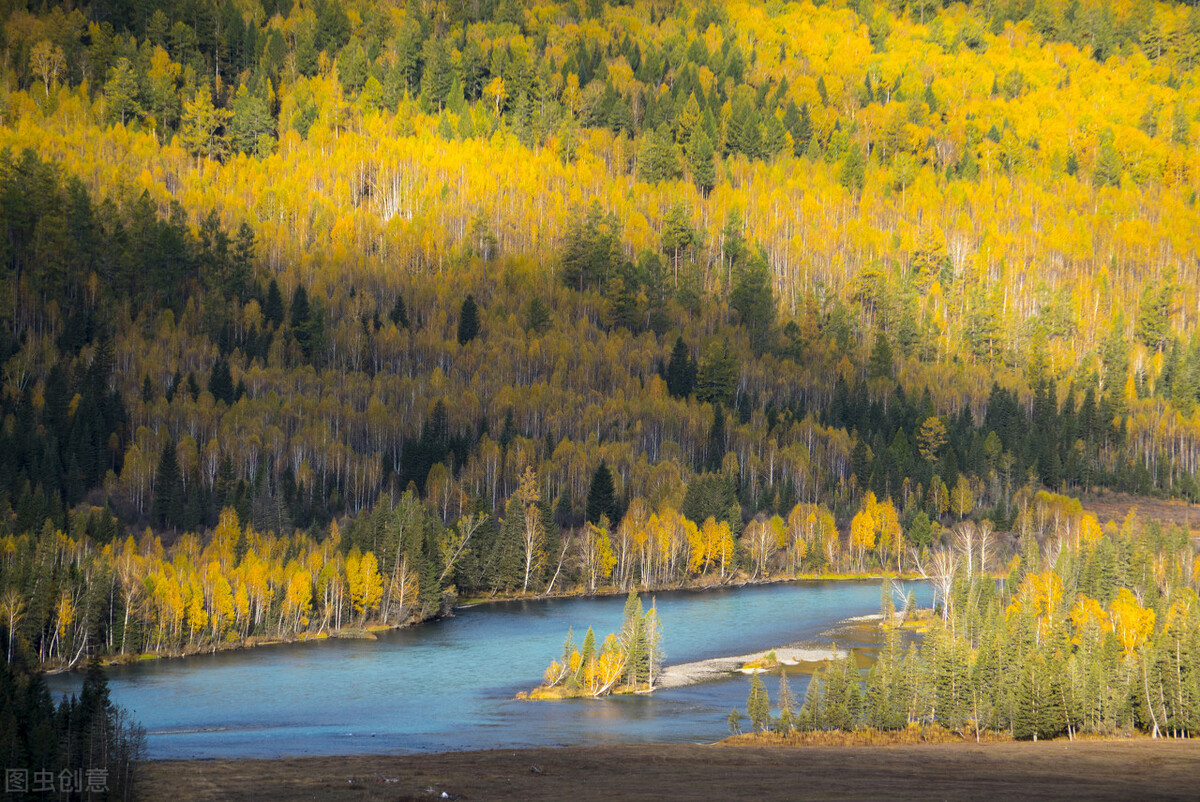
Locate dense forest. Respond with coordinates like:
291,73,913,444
0,0,1197,683
736,509,1200,740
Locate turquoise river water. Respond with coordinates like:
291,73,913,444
47,579,929,758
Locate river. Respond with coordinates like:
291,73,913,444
47,579,930,759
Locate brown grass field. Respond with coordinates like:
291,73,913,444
141,738,1200,801
1080,492,1200,532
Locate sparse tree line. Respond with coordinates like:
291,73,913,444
0,501,448,667
733,510,1200,741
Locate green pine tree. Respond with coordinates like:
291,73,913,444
747,673,772,732
389,294,409,328
867,331,894,379
229,85,275,156
840,143,866,193
152,439,182,529
1013,651,1065,741
1093,128,1123,187
104,58,142,126
686,128,716,196
619,592,648,688
777,671,796,732
263,278,285,328
578,626,597,683
665,337,695,398
458,294,481,344
585,462,619,525
694,339,737,405
730,250,776,354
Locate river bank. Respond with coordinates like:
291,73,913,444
455,570,918,607
45,571,914,674
42,624,398,674
138,739,1200,801
50,579,929,760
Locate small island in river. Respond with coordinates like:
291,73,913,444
523,590,852,699
523,592,662,699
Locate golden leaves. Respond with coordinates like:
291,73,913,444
1008,569,1064,644
1109,587,1156,657
1068,594,1110,644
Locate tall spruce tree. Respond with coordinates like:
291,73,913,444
747,673,772,732
263,278,285,328
686,128,716,196
619,592,649,688
152,439,182,529
586,462,619,525
209,357,234,404
777,671,796,732
458,294,481,344
389,294,409,328
665,337,695,398
730,250,776,353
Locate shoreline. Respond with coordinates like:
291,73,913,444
41,624,401,675
456,571,918,608
44,572,918,675
651,610,901,691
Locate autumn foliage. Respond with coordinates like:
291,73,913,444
1,0,1200,676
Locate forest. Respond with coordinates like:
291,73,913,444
735,508,1200,740
0,0,1194,759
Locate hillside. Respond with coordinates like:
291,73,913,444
0,0,1198,666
